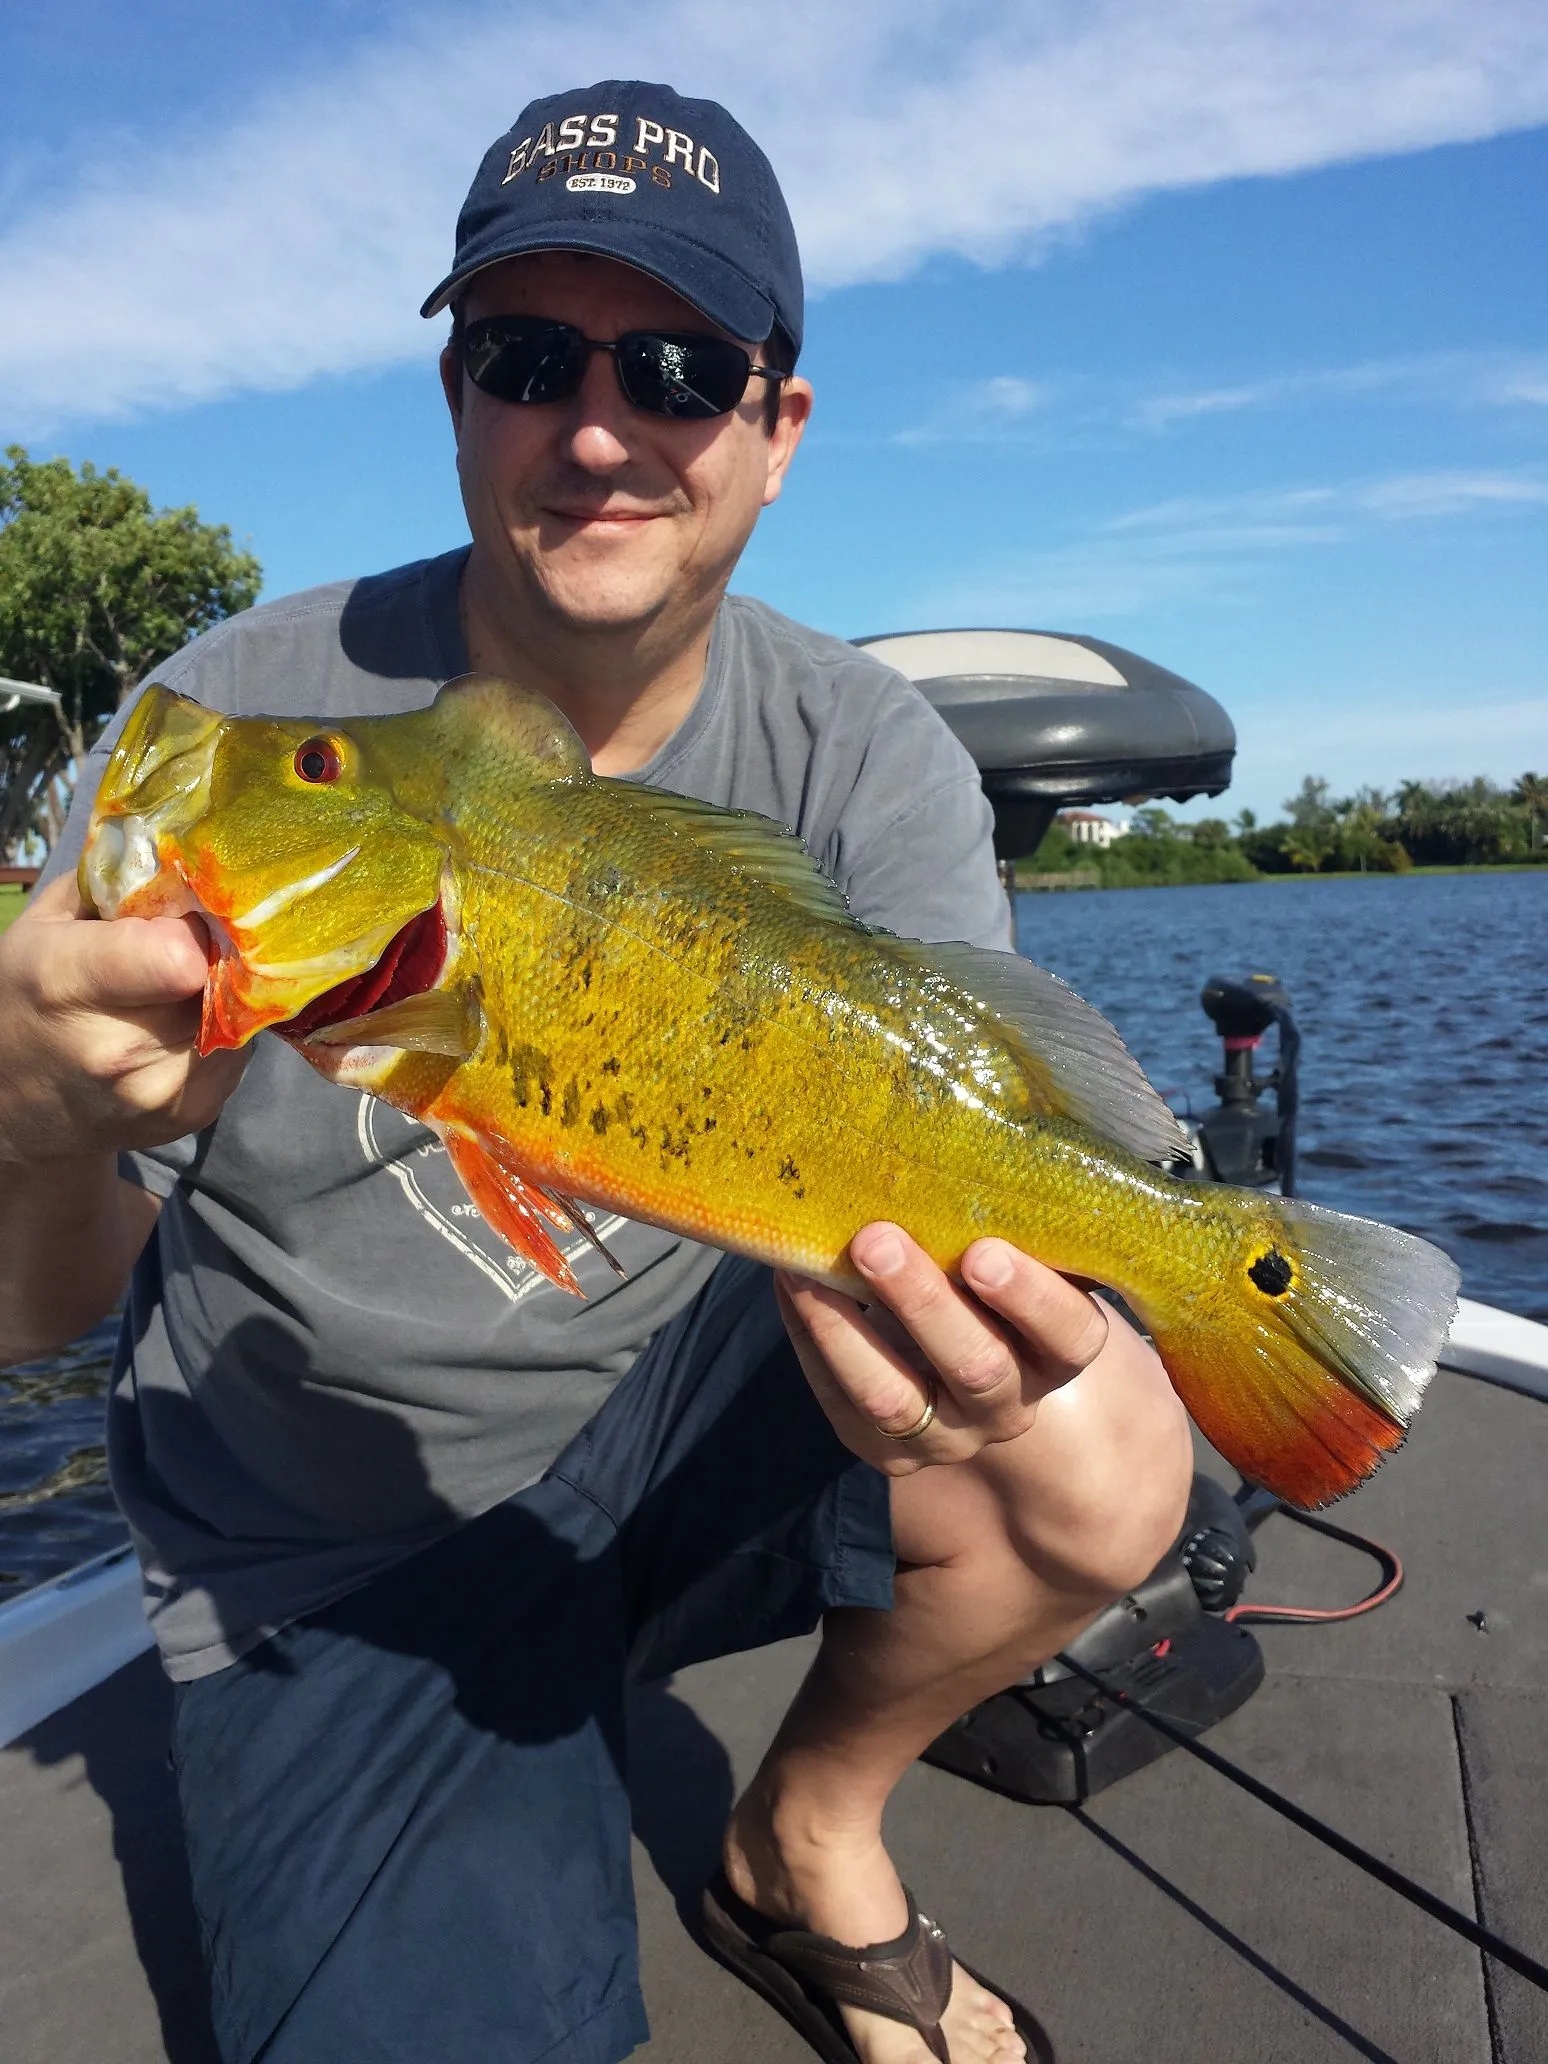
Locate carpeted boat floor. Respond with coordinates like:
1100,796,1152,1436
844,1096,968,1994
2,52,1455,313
3,1368,1544,2063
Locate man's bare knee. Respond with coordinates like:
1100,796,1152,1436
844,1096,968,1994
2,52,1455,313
989,1363,1195,1608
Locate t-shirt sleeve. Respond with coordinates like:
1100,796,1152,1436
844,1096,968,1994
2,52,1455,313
818,682,1012,951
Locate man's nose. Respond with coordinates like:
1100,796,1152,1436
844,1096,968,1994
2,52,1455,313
560,349,635,472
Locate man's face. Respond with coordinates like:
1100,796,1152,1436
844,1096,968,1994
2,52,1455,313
440,251,810,640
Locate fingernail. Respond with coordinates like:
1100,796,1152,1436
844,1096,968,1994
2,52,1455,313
966,1241,1014,1291
854,1230,904,1278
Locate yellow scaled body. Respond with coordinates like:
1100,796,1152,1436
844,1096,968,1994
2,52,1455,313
81,675,1460,1509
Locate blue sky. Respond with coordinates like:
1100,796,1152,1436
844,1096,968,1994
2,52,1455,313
3,1,1545,821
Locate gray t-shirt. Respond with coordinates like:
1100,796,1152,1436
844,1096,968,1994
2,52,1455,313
44,548,1009,1678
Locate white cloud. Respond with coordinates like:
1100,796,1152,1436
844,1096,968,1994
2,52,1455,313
4,0,1548,427
892,349,1548,447
894,375,1050,445
914,467,1547,623
1133,352,1548,431
1356,468,1548,516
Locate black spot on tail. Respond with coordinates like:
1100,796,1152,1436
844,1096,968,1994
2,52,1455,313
1248,1248,1294,1297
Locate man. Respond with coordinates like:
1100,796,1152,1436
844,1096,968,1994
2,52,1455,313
0,82,1191,2064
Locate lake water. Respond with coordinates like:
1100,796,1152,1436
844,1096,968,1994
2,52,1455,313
2,870,1545,1600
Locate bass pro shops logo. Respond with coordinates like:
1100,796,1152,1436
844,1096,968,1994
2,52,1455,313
502,111,722,198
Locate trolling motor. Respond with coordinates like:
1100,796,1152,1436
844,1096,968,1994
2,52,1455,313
923,976,1304,1805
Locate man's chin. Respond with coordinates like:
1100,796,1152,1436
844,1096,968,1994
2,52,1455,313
522,542,685,635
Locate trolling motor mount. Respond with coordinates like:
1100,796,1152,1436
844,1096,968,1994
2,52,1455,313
1192,973,1301,1192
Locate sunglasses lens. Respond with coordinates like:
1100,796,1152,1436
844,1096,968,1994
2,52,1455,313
616,334,751,418
463,320,586,404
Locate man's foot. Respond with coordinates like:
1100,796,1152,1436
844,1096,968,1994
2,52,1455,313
723,1799,1027,2063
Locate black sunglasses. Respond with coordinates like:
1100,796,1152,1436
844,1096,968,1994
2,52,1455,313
460,316,783,421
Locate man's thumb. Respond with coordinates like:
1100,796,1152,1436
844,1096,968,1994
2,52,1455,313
52,910,210,1012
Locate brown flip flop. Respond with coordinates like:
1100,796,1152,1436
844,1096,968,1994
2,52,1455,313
698,1871,1055,2063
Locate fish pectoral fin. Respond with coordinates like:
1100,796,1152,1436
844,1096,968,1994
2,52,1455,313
441,1130,584,1296
305,987,480,1057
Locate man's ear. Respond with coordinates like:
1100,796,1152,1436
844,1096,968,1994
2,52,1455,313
439,342,464,435
761,377,813,510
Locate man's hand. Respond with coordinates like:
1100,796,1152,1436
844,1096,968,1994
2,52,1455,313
776,1222,1115,1476
0,873,250,1167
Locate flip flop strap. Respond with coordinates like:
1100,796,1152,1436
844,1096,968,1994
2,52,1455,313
768,1892,954,2063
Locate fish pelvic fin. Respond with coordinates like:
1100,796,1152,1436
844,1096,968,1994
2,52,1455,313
544,1190,629,1278
1143,1195,1460,1509
441,1130,584,1297
901,942,1191,1166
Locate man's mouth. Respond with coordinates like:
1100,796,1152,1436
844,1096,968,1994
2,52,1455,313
282,903,448,1043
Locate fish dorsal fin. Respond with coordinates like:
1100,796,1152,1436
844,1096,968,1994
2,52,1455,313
432,675,591,778
609,783,856,926
899,941,1192,1165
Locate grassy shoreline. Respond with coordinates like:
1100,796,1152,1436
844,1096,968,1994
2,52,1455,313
0,885,26,934
1014,859,1545,891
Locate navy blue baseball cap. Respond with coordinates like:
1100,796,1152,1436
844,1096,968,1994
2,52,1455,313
420,81,803,358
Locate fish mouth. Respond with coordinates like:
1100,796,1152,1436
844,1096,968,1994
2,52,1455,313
280,902,448,1045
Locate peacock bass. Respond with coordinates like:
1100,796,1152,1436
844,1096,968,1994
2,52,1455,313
80,674,1460,1509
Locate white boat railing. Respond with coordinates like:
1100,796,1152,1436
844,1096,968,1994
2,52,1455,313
0,1543,152,1749
1437,1295,1548,1400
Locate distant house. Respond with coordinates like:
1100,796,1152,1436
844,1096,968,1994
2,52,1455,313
1057,809,1131,849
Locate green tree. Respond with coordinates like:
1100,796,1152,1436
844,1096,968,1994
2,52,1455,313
0,446,261,859
1188,816,1234,849
1329,787,1392,872
1130,805,1176,838
1285,775,1334,828
1514,772,1548,854
1391,776,1525,865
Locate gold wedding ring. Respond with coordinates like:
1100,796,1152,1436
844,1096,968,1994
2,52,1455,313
880,1378,938,1442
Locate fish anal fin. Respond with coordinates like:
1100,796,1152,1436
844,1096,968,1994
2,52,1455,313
442,1131,583,1296
305,987,479,1057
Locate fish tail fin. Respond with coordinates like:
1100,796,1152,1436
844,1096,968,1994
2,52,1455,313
1143,1195,1459,1509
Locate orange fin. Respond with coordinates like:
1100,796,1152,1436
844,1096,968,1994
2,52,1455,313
442,1131,583,1297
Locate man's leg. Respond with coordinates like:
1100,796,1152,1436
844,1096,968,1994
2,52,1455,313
724,1241,1194,2064
171,1480,648,2064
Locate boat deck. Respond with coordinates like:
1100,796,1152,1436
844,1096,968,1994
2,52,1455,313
4,1365,1545,2063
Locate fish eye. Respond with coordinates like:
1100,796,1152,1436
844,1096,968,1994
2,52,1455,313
294,738,342,784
